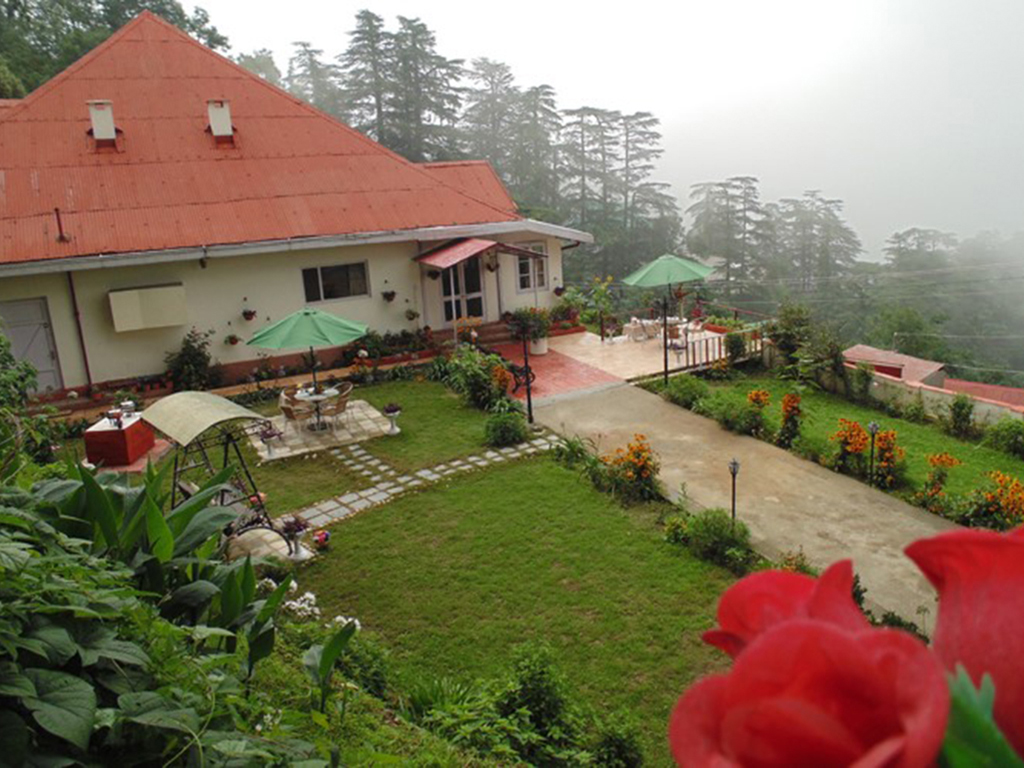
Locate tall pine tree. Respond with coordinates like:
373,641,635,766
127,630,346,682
338,10,392,142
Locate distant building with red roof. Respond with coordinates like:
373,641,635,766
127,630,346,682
0,12,591,392
843,345,948,387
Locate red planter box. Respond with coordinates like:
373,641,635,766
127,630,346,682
84,415,155,467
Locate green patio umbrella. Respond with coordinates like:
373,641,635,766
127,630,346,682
247,308,368,390
622,254,715,385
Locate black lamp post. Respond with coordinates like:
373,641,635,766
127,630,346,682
867,421,879,486
522,332,534,425
728,458,740,526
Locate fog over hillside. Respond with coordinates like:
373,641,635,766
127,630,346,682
193,0,1024,257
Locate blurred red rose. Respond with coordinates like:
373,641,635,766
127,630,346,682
703,559,870,658
669,621,948,767
905,526,1024,755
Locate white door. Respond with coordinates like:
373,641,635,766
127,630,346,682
441,257,485,326
0,298,64,392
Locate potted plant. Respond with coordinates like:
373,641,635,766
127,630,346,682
225,333,242,346
382,402,402,435
509,307,551,355
242,308,257,321
311,529,331,551
382,290,397,302
405,308,420,322
280,515,312,560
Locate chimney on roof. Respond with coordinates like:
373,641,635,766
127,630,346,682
86,100,117,147
207,99,235,145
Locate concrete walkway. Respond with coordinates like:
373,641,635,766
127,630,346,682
536,384,958,624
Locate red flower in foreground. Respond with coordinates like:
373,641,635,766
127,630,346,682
905,526,1024,755
669,621,949,767
703,560,869,658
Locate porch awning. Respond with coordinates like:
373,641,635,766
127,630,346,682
416,238,496,269
142,391,267,447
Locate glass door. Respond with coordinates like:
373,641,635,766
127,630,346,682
441,257,485,324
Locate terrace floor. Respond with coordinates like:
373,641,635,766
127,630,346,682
491,342,623,402
249,399,391,461
548,329,729,381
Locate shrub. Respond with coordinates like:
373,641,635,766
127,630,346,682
164,327,219,391
485,412,529,447
694,392,760,435
963,470,1024,530
685,508,755,573
495,643,586,765
508,307,551,341
592,715,644,768
442,346,514,411
915,452,962,515
779,547,816,575
903,393,928,423
662,374,709,409
791,433,834,467
724,332,747,364
945,393,975,439
872,429,906,489
850,364,874,404
402,676,482,723
663,514,690,545
765,303,812,368
829,418,868,477
985,417,1024,459
776,392,802,448
604,433,663,503
0,328,36,408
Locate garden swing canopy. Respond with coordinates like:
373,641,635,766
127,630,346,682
142,391,268,447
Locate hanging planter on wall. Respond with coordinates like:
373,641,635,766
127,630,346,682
427,270,441,281
382,290,397,303
242,308,257,321
225,333,241,346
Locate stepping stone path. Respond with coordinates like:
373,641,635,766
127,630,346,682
294,435,559,530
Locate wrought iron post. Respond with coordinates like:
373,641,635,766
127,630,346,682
868,421,879,486
662,296,669,386
522,333,534,425
728,458,740,526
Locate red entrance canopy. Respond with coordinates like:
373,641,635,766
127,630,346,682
416,238,497,269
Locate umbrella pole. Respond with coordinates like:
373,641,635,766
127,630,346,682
663,295,669,386
310,346,318,391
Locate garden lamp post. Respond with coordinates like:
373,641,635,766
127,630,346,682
728,458,740,526
868,421,880,486
521,332,534,425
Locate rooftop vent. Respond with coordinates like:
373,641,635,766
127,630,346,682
86,100,117,147
207,99,235,146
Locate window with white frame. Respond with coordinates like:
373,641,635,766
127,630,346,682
302,262,369,302
516,242,548,292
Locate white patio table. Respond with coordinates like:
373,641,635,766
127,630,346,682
293,386,339,431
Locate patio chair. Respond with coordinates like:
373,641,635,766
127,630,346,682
280,401,314,434
643,321,661,341
321,382,355,431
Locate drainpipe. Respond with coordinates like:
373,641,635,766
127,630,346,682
66,271,94,390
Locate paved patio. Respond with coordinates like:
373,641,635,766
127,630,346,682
548,329,733,381
249,399,391,462
491,342,623,402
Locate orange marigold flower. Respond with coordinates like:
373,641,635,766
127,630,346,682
747,389,771,409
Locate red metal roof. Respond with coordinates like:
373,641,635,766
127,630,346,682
945,379,1024,409
421,161,517,214
416,238,496,269
0,13,520,266
843,345,946,383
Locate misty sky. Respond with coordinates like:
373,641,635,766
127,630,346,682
190,0,1024,259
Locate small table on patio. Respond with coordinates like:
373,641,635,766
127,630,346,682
84,412,155,467
293,387,339,431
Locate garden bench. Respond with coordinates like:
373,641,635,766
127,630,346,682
508,362,536,393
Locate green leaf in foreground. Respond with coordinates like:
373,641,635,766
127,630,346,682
23,668,97,751
940,666,1024,768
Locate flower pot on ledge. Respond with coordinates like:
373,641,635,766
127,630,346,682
530,337,549,356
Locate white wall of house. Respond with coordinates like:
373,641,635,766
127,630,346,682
0,235,567,389
0,241,424,388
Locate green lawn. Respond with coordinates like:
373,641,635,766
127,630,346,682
704,374,1024,497
301,458,732,764
354,379,492,472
